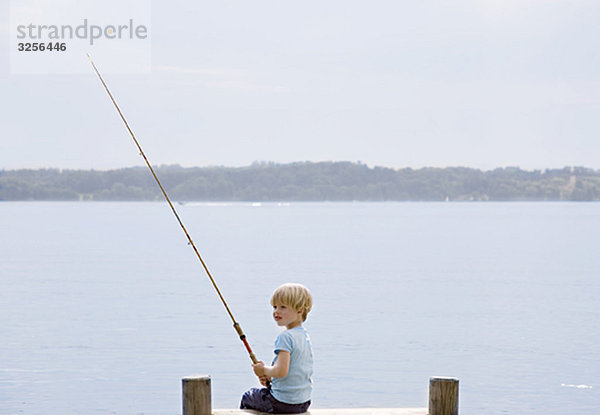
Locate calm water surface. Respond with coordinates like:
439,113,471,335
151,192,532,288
1,202,598,414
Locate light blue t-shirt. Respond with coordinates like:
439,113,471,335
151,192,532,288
270,326,313,404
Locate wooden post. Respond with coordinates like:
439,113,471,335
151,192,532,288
429,377,459,415
182,375,211,415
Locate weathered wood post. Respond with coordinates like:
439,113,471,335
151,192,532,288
182,375,211,415
429,377,459,415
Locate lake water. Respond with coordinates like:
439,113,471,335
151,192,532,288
1,202,598,414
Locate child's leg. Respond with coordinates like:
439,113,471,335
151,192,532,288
271,399,311,414
240,387,274,413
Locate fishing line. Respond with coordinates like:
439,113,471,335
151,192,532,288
86,53,260,366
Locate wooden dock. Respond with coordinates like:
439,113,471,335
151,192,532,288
182,376,458,415
213,408,427,415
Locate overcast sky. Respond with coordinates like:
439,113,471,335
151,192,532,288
1,0,599,171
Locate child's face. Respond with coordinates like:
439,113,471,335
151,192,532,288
272,302,303,329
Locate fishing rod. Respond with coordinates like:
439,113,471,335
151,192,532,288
86,53,261,367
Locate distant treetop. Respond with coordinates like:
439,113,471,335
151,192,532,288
0,162,598,201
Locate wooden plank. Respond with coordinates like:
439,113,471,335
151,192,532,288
214,408,428,415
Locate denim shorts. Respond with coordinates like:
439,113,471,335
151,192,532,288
240,387,311,414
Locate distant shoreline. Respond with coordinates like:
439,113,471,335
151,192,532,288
1,162,599,202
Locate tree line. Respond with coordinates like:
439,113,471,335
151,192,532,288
1,162,599,201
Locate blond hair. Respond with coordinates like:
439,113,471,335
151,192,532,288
270,283,313,322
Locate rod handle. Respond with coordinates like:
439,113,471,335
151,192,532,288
233,322,271,387
233,322,259,363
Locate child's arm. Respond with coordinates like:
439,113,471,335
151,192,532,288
252,351,290,379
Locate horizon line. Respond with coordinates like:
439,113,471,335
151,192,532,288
1,161,598,173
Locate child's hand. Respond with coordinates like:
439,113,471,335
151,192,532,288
252,361,266,377
258,374,271,386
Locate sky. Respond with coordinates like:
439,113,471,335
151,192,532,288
1,0,599,171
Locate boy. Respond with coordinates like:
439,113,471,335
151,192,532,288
240,283,313,414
